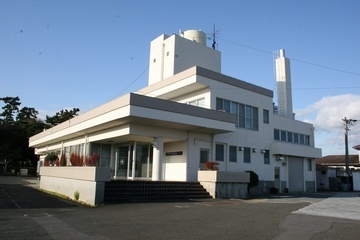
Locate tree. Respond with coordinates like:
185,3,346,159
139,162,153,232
0,96,21,125
45,108,80,126
0,96,80,170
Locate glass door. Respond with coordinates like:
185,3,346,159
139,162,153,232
116,146,130,178
115,143,153,179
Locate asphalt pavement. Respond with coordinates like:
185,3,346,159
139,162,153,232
1,176,360,240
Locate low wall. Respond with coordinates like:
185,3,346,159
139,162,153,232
353,171,360,191
39,167,111,206
198,171,250,199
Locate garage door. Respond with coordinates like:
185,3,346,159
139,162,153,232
288,156,304,192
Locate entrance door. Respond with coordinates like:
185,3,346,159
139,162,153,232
115,143,152,179
116,146,129,178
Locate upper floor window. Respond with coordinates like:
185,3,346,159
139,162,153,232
188,98,205,107
217,98,258,131
274,129,311,146
263,109,269,124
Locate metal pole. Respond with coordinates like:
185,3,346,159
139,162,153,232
345,122,350,185
342,117,358,190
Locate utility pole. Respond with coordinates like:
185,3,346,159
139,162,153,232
342,117,358,189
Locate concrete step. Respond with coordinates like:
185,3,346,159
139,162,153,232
104,180,211,203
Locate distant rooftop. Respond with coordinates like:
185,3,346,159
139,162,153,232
316,155,360,166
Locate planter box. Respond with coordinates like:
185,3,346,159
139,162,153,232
40,167,111,206
198,171,250,199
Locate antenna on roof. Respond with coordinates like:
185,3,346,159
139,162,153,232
208,23,219,50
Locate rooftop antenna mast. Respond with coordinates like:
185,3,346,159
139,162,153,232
208,23,219,50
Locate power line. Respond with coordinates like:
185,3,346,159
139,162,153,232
293,86,360,90
218,37,360,77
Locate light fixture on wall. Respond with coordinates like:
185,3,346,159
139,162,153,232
260,149,266,154
238,147,244,151
276,155,284,161
252,148,257,153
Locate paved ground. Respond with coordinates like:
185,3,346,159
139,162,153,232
1,176,360,239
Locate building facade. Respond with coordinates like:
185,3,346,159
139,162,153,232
29,30,321,193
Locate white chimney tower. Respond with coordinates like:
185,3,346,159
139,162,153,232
275,49,293,119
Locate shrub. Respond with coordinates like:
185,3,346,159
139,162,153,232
44,153,58,165
270,187,279,194
59,154,67,166
70,153,84,166
85,153,100,166
246,170,259,193
74,191,80,201
203,162,219,170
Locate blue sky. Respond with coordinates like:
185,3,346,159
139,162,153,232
1,0,359,156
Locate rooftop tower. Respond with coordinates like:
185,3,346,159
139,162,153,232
275,49,293,119
148,29,221,85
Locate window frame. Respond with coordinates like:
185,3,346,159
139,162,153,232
244,147,251,163
229,145,237,162
215,144,225,162
264,150,270,164
263,109,269,124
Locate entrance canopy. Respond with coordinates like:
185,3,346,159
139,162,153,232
29,93,236,150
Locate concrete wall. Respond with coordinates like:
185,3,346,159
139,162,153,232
198,171,249,199
39,167,111,206
353,171,360,191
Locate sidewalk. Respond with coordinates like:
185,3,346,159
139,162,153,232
293,192,360,220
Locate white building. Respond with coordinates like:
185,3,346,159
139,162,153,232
29,29,321,193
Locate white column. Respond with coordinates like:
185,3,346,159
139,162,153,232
152,137,164,181
132,141,137,179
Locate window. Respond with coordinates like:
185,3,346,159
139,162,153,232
223,100,230,112
216,98,223,111
252,107,259,130
197,98,205,107
244,147,251,163
274,129,311,146
229,146,237,162
231,102,238,115
300,134,305,145
216,144,225,161
188,98,205,107
238,104,245,128
287,132,293,143
274,129,280,140
245,105,252,129
264,150,270,164
200,149,209,169
280,130,287,142
294,133,299,143
307,159,312,171
216,98,258,130
263,109,269,124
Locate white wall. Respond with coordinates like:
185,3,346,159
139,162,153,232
163,141,187,181
148,33,221,85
